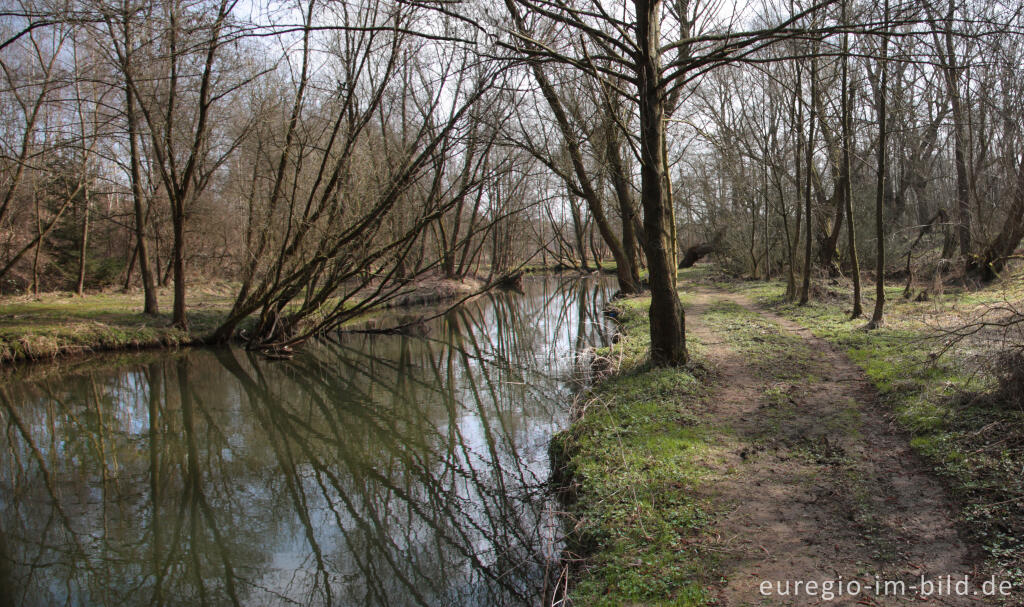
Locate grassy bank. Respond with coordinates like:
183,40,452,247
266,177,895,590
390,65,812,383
552,295,723,606
0,285,237,363
692,266,1024,588
0,274,494,365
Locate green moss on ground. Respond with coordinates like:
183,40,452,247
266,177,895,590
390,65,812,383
698,267,1024,587
554,296,722,606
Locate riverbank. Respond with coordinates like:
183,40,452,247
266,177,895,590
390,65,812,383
553,266,1024,605
520,262,620,275
0,285,236,363
0,274,491,365
550,294,722,605
385,275,485,307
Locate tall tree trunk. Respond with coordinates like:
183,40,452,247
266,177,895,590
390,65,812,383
950,90,971,260
125,83,159,314
171,198,187,330
841,0,863,317
619,196,642,286
123,242,138,290
663,135,679,272
788,56,803,302
774,153,797,296
750,194,760,276
636,0,686,365
76,186,89,295
946,34,971,260
762,157,771,280
870,0,890,327
31,190,41,296
603,116,643,289
800,56,817,305
930,0,971,261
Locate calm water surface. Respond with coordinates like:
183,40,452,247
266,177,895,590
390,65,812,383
0,275,615,606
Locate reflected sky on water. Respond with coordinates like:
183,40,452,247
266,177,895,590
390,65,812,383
0,274,615,606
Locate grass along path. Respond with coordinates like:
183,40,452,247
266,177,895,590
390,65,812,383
688,288,978,605
695,267,1024,593
556,284,986,605
552,294,721,606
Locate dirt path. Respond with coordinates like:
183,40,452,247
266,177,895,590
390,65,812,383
687,288,983,606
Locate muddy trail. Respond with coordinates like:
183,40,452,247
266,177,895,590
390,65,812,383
686,288,985,606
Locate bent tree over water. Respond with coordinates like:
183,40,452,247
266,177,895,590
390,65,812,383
0,275,614,606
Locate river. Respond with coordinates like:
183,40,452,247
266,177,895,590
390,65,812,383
0,274,615,606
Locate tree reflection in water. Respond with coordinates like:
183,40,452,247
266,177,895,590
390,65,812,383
0,275,613,606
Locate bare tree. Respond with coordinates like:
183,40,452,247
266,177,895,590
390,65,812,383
211,0,506,349
868,0,890,328
126,0,246,328
98,0,161,312
0,11,74,282
840,0,862,317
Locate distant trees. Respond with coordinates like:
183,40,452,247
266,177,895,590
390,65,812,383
3,0,1024,357
510,41,643,295
0,14,74,289
684,0,1024,312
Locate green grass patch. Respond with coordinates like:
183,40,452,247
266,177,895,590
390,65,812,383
0,287,239,363
0,282,397,364
701,300,816,381
554,294,722,606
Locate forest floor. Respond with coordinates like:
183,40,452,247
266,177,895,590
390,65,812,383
558,265,1024,606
